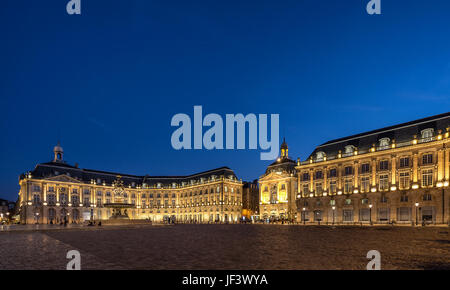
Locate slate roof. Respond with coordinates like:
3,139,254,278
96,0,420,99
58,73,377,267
307,112,450,160
21,162,239,187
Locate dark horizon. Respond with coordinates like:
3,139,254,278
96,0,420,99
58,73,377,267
2,0,450,201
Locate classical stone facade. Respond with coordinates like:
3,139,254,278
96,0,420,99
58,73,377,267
259,139,297,221
18,144,243,224
296,112,450,225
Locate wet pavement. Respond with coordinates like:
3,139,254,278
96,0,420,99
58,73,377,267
0,224,449,270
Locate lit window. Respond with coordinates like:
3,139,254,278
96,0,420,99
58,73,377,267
361,163,370,174
422,153,433,165
399,172,410,189
399,157,410,168
379,174,389,191
379,160,389,171
361,176,370,193
329,181,337,193
421,169,433,187
344,178,352,194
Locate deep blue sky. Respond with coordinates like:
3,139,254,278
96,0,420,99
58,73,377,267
1,0,450,201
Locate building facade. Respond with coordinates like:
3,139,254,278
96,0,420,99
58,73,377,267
18,144,243,224
242,180,259,220
296,112,450,225
259,139,297,222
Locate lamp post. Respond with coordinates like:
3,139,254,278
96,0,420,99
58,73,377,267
302,207,306,225
415,202,419,226
369,204,373,225
332,206,336,225
35,212,39,224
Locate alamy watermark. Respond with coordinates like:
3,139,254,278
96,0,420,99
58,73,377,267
170,106,279,160
66,0,81,15
366,250,381,270
66,1,380,16
66,250,81,270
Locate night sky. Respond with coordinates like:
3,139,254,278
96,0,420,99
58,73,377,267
1,0,450,201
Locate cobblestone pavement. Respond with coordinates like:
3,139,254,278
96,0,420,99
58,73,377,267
0,224,449,270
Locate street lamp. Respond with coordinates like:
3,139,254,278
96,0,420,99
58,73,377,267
415,202,419,225
332,206,336,225
302,207,306,225
369,204,373,225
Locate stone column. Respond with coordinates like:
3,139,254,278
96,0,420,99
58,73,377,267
413,152,418,183
391,155,397,186
371,158,377,187
437,148,444,182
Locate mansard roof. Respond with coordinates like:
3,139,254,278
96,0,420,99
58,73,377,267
307,112,450,160
22,162,239,187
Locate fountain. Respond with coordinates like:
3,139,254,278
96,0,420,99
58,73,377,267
104,176,133,220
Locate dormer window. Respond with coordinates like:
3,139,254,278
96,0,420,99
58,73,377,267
379,137,390,149
421,128,434,140
172,183,176,188
344,145,356,154
157,183,161,189
316,151,325,161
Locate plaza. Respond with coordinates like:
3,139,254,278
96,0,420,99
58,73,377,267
0,224,449,270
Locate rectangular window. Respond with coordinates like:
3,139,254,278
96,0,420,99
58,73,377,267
302,173,310,181
399,172,410,189
344,179,352,194
329,181,337,194
399,157,410,168
361,176,370,193
344,166,353,176
379,160,389,171
361,163,370,174
422,169,433,187
315,182,323,195
329,169,337,178
97,198,102,206
379,174,389,191
302,184,309,195
343,209,353,222
422,154,433,165
378,208,389,221
315,171,323,179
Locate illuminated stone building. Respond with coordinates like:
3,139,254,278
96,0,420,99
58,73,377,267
18,144,243,224
296,112,450,225
241,180,259,220
259,139,297,221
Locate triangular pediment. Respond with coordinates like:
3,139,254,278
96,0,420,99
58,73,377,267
44,174,81,183
260,171,292,181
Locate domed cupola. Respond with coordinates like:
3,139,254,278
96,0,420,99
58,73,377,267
53,142,64,162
